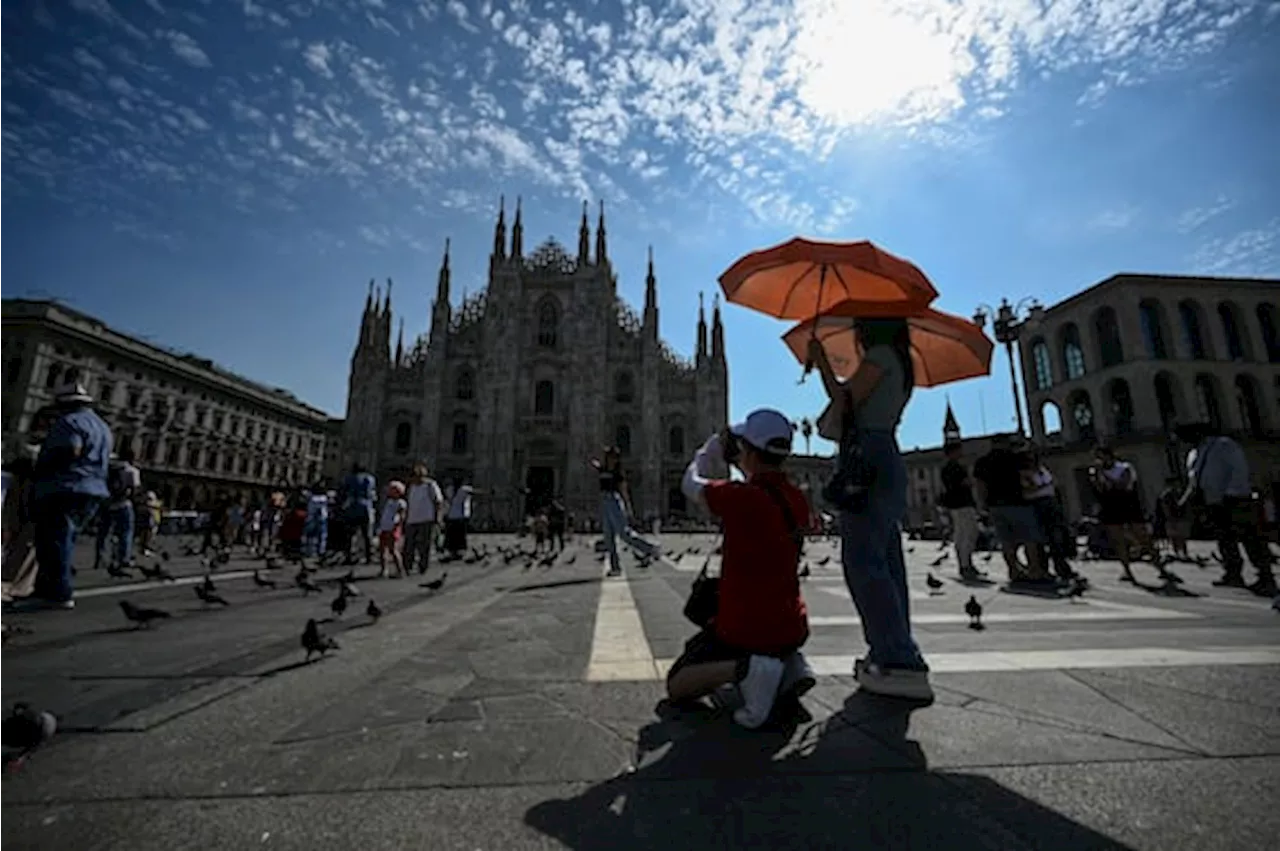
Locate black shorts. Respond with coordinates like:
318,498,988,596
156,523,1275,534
665,630,804,684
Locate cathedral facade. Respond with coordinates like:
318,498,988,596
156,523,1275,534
342,199,730,528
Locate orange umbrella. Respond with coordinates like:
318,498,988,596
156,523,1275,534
719,238,940,321
782,306,994,387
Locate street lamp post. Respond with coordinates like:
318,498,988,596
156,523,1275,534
974,297,1042,438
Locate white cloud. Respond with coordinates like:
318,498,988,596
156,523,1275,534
1188,219,1280,277
160,29,211,68
1088,205,1139,231
70,0,148,41
1176,194,1236,233
303,42,333,77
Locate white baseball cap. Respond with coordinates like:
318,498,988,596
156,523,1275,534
729,408,794,456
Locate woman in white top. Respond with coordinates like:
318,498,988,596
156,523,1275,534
1021,453,1079,583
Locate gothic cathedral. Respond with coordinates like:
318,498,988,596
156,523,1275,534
342,198,730,527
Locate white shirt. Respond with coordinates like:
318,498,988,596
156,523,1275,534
110,462,142,508
1023,466,1055,501
405,479,444,524
1186,437,1252,505
379,498,407,532
448,485,474,520
1100,461,1136,491
682,433,724,508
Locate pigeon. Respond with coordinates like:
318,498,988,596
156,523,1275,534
926,573,944,592
797,564,811,580
120,600,171,628
366,598,383,622
420,573,448,592
1066,577,1088,600
195,585,229,607
160,550,171,562
964,595,985,630
539,553,556,568
200,574,217,593
815,556,831,566
906,547,916,554
138,562,175,582
330,590,348,618
563,553,577,565
301,619,338,661
3,704,57,764
252,570,277,589
296,571,322,595
981,552,994,563
930,554,948,567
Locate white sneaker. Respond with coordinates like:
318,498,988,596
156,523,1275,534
854,660,934,702
732,655,785,729
778,651,817,701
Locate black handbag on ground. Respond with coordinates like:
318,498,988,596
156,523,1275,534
822,392,877,513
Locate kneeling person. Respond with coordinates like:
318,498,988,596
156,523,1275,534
668,409,814,728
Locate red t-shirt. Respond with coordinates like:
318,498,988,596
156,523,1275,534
703,471,810,655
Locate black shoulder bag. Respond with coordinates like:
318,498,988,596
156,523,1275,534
682,482,805,629
822,391,877,513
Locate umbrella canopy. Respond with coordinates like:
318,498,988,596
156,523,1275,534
783,306,994,387
719,238,940,320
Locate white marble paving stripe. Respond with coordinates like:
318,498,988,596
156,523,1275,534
808,602,1197,627
616,646,1280,681
585,574,663,682
75,569,258,599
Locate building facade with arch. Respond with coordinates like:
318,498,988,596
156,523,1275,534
2,299,335,511
342,199,729,528
1016,273,1279,520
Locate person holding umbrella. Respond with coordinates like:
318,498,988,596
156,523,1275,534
807,319,932,701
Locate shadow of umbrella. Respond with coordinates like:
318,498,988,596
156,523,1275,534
525,691,1134,850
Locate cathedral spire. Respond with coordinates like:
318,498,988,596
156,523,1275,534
577,199,590,266
943,397,961,444
383,277,393,314
595,200,608,265
696,291,708,364
395,318,404,365
711,293,724,363
436,238,451,303
511,196,523,259
364,278,374,314
643,246,658,339
492,195,507,260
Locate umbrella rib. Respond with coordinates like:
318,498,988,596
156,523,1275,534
778,263,815,318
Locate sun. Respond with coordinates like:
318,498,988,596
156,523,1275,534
784,0,976,128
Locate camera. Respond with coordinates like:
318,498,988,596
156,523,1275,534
720,428,742,467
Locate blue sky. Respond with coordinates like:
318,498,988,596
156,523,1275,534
4,0,1279,453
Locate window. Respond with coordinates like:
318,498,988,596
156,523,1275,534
238,456,250,475
614,371,635,403
615,424,631,455
1218,302,1248,361
1030,339,1053,390
1154,373,1179,432
1070,392,1095,441
45,363,63,389
1094,307,1124,368
222,453,234,473
1234,375,1264,436
394,422,412,452
1139,299,1169,359
128,390,141,410
254,459,265,478
452,422,469,453
100,383,115,405
214,412,225,431
206,450,219,472
534,380,554,415
166,443,181,466
455,367,474,400
667,425,685,455
536,299,558,347
1193,374,1222,430
1257,303,1280,363
1108,379,1135,436
1061,324,1086,380
1179,300,1209,359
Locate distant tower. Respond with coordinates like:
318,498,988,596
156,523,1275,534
943,399,961,444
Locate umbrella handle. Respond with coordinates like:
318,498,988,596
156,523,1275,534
797,263,828,384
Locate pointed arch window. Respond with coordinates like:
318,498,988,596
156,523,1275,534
668,425,685,455
534,380,554,416
455,367,474,401
451,422,469,454
394,422,412,453
614,371,635,403
536,299,559,348
1030,339,1053,390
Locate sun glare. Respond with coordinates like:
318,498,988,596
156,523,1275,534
785,0,974,128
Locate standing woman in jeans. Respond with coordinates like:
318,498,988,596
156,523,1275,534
588,447,661,577
809,318,932,701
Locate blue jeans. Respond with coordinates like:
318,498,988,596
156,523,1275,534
95,502,136,568
838,429,925,670
34,492,101,602
601,492,658,571
304,514,328,557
